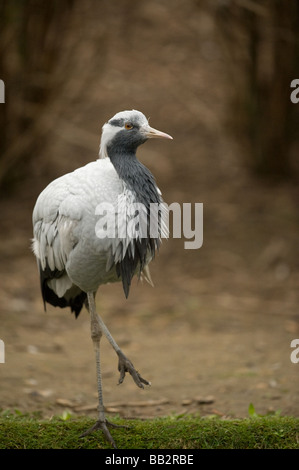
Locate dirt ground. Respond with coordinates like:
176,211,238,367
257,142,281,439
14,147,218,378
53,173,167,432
1,179,299,423
0,1,299,425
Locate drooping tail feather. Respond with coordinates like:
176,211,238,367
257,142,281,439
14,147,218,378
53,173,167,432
38,261,87,318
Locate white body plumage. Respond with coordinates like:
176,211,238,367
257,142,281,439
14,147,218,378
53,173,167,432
33,159,124,294
32,110,171,314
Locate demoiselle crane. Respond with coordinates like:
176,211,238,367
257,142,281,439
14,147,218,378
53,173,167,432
32,110,172,448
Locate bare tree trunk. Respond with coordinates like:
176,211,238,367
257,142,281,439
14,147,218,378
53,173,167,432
216,0,299,180
0,0,75,190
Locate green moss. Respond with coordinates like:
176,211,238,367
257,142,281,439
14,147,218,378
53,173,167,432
0,412,298,449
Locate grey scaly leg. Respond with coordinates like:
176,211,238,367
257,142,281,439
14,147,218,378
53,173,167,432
81,292,149,447
80,292,119,447
93,301,150,388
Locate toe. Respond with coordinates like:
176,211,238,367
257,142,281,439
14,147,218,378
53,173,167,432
80,420,118,448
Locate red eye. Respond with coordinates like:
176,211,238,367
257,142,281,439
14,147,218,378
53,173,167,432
125,123,133,130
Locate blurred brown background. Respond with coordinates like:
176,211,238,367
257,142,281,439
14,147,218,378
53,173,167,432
0,0,298,421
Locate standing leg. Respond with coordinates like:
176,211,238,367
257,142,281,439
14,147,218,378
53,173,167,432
80,292,120,447
88,292,150,388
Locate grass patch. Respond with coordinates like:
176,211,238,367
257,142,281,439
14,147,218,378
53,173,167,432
0,412,298,449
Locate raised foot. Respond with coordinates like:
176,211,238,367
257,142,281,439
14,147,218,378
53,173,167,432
117,350,151,388
80,419,128,449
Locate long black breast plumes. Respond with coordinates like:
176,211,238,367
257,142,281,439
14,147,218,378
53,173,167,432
109,153,163,297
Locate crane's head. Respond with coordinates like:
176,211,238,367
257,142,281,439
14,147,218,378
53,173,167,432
99,110,172,159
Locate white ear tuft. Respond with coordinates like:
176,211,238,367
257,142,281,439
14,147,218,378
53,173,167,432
99,123,119,159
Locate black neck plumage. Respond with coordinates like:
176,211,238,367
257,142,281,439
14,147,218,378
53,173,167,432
109,151,160,204
108,150,162,298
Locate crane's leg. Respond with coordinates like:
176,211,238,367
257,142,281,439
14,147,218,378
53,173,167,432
87,292,150,389
81,292,125,447
81,292,149,447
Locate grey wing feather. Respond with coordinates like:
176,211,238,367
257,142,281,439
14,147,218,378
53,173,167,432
32,178,86,316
